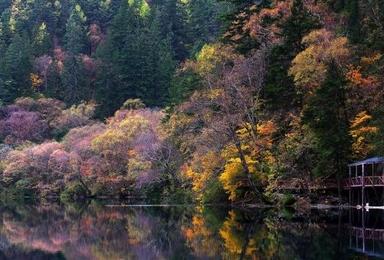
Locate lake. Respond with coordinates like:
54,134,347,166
0,202,381,259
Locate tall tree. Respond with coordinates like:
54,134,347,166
346,0,360,43
61,55,87,104
32,22,51,56
2,32,32,102
64,4,88,55
187,0,230,54
157,0,189,60
0,0,11,14
303,62,351,197
264,0,319,109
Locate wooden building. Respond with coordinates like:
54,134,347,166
345,157,384,207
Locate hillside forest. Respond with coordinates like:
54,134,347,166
0,0,383,205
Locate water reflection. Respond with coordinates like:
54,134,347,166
348,209,384,258
0,202,380,259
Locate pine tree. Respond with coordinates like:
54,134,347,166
8,0,33,34
61,55,87,104
32,22,51,56
346,0,360,43
1,8,12,46
282,0,320,52
157,0,189,61
148,11,175,105
3,32,32,102
303,62,351,196
0,0,11,14
187,0,229,54
64,4,88,55
0,20,6,58
45,61,63,98
94,0,141,116
30,0,59,37
264,0,319,109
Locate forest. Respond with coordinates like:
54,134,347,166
0,0,383,206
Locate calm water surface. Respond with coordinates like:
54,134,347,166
0,202,381,259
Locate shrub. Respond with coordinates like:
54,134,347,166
60,182,88,202
201,178,228,204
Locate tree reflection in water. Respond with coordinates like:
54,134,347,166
0,202,378,259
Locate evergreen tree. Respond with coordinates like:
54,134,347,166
8,0,33,34
94,0,141,116
187,0,228,55
148,12,175,105
94,60,119,117
282,0,320,52
1,8,12,46
46,61,63,98
95,3,175,115
30,0,59,36
168,68,201,105
0,0,10,14
264,0,319,109
0,20,6,57
61,55,87,104
157,0,189,61
64,4,88,55
303,62,351,196
346,0,360,43
32,22,52,56
3,32,32,102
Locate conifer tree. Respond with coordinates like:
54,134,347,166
32,22,51,56
157,0,189,61
303,62,351,196
3,32,32,101
61,55,87,104
64,4,88,55
187,0,227,54
264,0,319,109
0,0,10,14
346,0,360,43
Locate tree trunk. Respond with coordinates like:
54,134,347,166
231,129,262,197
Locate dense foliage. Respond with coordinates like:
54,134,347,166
0,0,383,205
0,0,231,116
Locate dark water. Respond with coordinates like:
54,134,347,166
0,202,382,260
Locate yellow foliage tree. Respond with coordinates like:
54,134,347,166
289,29,350,93
350,111,378,159
30,73,43,89
183,151,224,200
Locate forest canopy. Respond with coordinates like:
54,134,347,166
0,0,383,205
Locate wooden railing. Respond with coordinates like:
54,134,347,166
350,226,384,241
344,176,384,188
274,178,338,190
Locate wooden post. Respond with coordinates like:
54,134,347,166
362,208,365,252
362,163,365,208
349,166,352,206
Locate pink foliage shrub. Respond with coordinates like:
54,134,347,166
51,102,97,136
0,98,95,144
3,142,68,196
63,123,106,158
2,111,48,144
34,55,53,75
0,100,181,198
